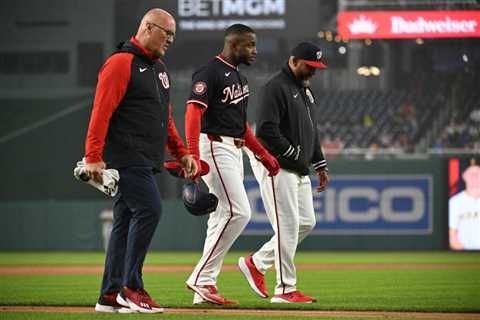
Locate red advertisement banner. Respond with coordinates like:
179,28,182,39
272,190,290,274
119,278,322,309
338,11,480,39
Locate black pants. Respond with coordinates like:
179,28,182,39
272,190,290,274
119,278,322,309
100,166,162,295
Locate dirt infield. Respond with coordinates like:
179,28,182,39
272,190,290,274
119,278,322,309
2,306,480,319
1,263,479,275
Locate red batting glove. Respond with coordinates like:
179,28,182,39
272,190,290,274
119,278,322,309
259,152,280,177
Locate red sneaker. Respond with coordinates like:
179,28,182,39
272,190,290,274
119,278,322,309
238,256,269,298
186,284,239,305
95,292,133,313
138,288,163,311
270,291,317,303
122,287,164,313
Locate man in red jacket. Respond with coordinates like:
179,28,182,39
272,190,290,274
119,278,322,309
83,8,196,313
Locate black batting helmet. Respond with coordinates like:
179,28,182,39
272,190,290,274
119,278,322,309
182,181,218,216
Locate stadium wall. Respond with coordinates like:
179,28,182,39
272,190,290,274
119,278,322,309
0,159,447,251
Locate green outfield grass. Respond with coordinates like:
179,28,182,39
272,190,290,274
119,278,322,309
1,251,479,320
1,251,479,265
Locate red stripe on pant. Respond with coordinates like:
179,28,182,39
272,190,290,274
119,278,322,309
271,176,286,294
194,141,234,285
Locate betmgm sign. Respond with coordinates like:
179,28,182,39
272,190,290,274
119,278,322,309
244,175,432,235
177,0,286,30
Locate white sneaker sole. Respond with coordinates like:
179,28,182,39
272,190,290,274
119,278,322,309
126,298,164,313
238,257,268,298
186,283,223,305
118,307,136,313
94,303,116,313
94,303,135,313
193,293,209,305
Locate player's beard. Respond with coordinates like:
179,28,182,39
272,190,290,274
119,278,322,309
239,55,255,66
300,70,315,85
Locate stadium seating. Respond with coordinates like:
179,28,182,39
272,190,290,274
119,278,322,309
315,89,436,151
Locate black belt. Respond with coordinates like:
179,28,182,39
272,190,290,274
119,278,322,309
207,134,245,148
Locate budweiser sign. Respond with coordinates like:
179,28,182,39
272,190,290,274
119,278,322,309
338,11,480,39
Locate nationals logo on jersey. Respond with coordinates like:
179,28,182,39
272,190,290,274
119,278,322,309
159,72,170,89
193,81,207,95
221,83,249,105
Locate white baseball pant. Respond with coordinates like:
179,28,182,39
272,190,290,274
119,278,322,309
248,152,316,295
187,133,251,287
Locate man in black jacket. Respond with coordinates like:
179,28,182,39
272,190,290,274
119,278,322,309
239,42,329,303
84,8,197,313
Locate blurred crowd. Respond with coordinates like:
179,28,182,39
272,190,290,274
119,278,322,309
434,109,480,151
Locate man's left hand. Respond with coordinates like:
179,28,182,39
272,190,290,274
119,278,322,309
180,155,198,179
316,168,329,193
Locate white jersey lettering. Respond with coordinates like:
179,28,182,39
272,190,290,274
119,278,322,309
221,83,249,104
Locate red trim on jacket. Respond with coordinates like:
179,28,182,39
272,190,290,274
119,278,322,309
85,53,132,163
130,36,158,61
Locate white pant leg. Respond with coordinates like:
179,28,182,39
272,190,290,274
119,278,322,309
297,175,316,243
247,153,276,272
187,134,251,287
250,161,301,294
247,150,317,294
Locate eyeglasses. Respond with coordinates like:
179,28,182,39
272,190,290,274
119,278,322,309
149,22,175,40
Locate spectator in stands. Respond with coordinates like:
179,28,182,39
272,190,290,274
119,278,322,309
362,113,374,129
469,109,480,122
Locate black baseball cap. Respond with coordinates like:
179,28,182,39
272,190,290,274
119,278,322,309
291,42,327,69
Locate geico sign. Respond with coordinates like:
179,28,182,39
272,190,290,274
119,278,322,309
179,0,285,17
317,187,425,223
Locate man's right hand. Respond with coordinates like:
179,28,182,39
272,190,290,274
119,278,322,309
84,161,106,184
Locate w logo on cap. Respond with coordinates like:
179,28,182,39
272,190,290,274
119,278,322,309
292,42,327,69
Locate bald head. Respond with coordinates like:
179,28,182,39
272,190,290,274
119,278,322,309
138,9,174,32
135,8,176,58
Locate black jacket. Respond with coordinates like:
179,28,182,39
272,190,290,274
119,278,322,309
256,64,326,176
104,41,170,171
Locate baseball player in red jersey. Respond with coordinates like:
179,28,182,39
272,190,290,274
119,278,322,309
184,24,280,305
84,9,197,313
239,42,329,303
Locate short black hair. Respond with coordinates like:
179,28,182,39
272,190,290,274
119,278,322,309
225,24,255,37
